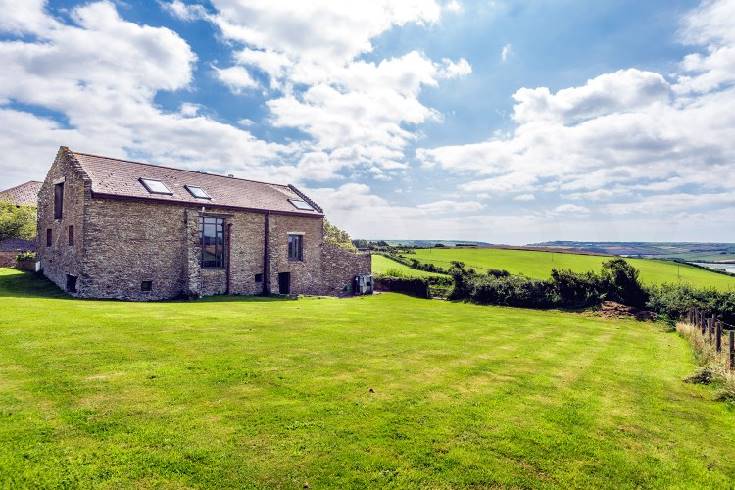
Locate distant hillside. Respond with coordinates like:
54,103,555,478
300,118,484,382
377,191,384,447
529,241,735,263
379,240,494,248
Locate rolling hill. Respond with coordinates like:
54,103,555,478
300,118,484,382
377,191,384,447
405,247,735,290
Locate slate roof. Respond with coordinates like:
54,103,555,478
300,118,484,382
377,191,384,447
69,150,323,217
0,238,35,252
0,181,42,206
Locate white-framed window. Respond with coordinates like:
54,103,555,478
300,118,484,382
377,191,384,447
288,234,304,261
139,178,172,195
185,185,211,199
288,199,314,211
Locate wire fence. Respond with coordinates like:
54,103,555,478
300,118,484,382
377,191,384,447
687,308,735,370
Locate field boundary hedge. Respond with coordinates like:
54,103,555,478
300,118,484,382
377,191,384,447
374,276,430,299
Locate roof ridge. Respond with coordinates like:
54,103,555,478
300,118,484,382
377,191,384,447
71,150,291,189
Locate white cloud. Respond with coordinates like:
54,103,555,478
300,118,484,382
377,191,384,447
501,43,512,62
604,192,735,216
416,199,484,213
513,193,535,202
554,204,590,215
445,0,463,13
159,0,208,21
179,102,201,117
418,0,735,231
441,57,472,78
214,65,259,92
187,0,469,179
512,69,671,124
0,0,296,188
204,0,442,75
675,0,735,93
460,172,539,193
234,48,291,85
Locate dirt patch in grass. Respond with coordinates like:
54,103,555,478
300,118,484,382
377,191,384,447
593,301,656,321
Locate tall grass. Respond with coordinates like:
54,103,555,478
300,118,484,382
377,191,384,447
677,322,735,401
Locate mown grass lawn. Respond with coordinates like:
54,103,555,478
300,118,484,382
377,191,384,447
409,247,735,290
1,268,734,488
371,254,448,278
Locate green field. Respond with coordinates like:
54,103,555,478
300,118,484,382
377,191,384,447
371,254,447,278
1,268,735,487
407,247,735,290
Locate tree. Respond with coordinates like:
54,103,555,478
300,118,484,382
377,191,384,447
323,219,357,252
0,201,36,242
601,258,648,308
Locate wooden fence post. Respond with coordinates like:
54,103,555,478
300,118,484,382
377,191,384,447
709,317,715,343
730,331,735,371
702,313,707,335
715,321,722,353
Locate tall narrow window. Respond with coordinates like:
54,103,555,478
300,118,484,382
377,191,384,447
54,182,64,219
68,225,74,246
288,234,303,261
199,216,225,268
46,228,52,247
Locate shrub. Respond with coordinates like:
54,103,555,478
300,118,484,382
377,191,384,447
601,258,648,308
16,251,36,262
450,259,667,314
0,201,36,241
374,275,430,299
551,269,603,308
647,284,735,325
487,269,510,278
448,262,475,300
323,219,357,252
471,274,557,309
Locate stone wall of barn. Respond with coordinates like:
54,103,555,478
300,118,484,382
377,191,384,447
267,213,324,295
37,148,90,294
81,199,188,300
227,212,267,295
319,243,371,296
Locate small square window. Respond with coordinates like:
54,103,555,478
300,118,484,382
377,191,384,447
68,225,74,246
66,274,77,293
255,273,263,283
139,178,172,195
141,280,153,292
185,185,211,199
288,199,314,211
46,228,52,247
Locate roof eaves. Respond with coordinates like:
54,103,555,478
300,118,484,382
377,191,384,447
89,191,324,218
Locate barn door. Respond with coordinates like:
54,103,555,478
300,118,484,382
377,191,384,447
278,272,291,294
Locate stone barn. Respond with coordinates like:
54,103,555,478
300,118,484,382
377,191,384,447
37,147,370,300
0,180,41,267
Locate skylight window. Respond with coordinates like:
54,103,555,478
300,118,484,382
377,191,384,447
185,185,211,199
139,178,172,195
289,199,315,211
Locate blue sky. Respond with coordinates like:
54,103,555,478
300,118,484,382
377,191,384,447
1,0,733,243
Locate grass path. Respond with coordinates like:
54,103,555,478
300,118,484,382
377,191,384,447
1,269,734,488
409,247,735,290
